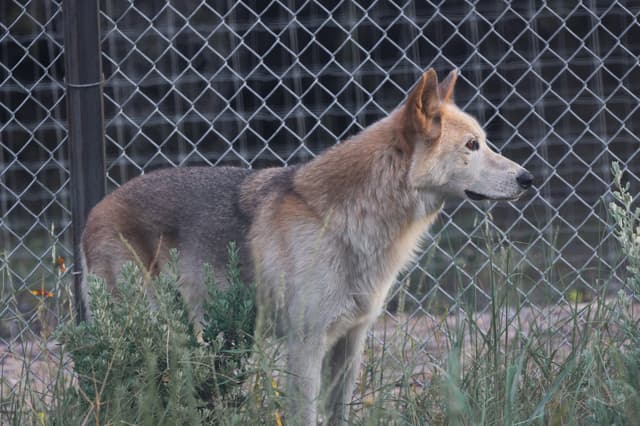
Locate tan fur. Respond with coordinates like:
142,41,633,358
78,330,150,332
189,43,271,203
80,68,532,425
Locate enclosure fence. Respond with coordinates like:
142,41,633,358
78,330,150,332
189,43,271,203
1,0,639,377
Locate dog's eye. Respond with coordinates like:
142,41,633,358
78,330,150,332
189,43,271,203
465,138,479,151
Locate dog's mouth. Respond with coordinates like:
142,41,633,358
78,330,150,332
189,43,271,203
465,190,523,202
465,190,488,201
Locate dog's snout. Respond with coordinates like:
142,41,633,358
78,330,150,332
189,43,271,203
516,171,533,189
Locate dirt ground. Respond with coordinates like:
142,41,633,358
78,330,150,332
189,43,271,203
0,339,72,401
1,297,636,402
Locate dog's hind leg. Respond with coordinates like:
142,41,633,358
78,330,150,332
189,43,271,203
324,323,369,425
286,331,326,425
175,251,221,338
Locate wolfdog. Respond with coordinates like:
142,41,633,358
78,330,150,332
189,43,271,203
80,69,532,424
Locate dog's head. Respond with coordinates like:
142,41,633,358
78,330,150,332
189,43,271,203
401,69,533,202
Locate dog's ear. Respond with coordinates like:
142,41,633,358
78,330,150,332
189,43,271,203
408,68,439,118
405,69,440,119
400,69,442,149
438,69,457,103
421,68,440,117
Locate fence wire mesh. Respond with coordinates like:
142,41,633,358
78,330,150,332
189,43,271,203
1,0,640,382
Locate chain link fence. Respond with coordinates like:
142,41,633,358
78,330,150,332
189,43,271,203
2,0,640,377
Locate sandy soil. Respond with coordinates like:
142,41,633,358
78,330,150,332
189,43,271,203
0,340,72,401
1,297,636,404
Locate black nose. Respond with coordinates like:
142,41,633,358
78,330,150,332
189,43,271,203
516,171,533,189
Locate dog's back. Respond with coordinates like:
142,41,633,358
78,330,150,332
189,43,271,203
80,166,255,321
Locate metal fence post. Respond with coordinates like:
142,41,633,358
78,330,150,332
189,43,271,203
63,0,106,322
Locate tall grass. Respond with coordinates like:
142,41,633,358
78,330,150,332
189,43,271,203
1,163,639,424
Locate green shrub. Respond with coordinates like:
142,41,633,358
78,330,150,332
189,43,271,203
59,246,257,424
601,161,640,421
610,162,640,295
201,242,256,402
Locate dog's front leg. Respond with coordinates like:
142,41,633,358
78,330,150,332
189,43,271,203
286,332,326,425
324,323,369,425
